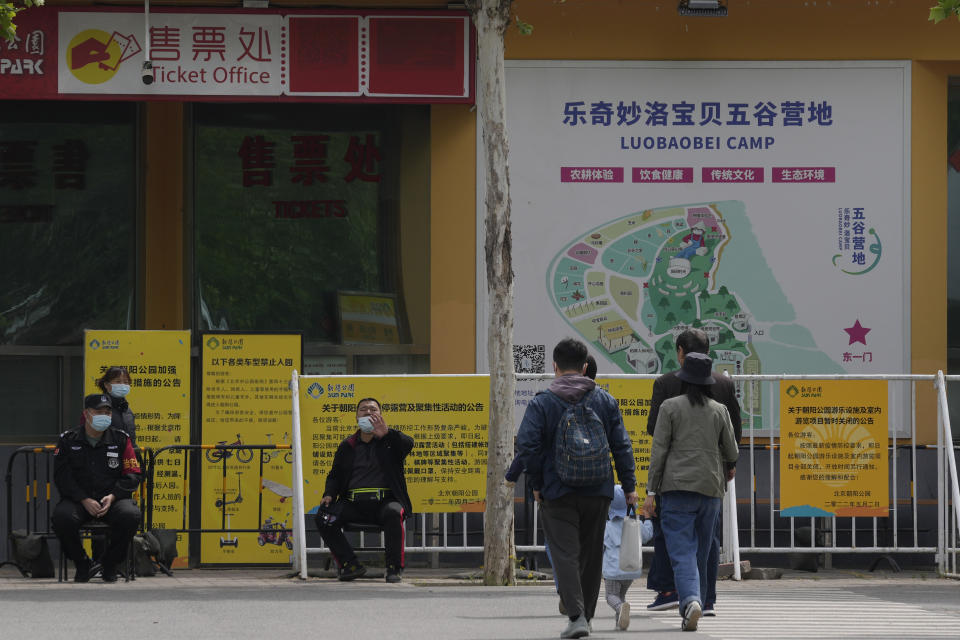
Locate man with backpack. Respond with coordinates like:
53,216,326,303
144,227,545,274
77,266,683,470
516,338,637,639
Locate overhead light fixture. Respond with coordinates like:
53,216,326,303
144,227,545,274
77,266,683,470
678,0,728,17
243,0,269,7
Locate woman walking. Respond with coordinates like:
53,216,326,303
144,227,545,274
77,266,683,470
642,352,738,631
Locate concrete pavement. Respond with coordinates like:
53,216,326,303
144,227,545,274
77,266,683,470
2,565,959,639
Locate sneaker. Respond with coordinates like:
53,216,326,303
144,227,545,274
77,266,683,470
101,565,118,583
647,591,680,611
616,602,631,630
681,601,702,632
703,603,715,617
338,561,367,581
560,615,590,639
558,599,567,616
385,567,402,584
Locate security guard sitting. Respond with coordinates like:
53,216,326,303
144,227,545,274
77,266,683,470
52,393,142,583
316,397,414,583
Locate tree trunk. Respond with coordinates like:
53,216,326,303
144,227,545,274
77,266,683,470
469,0,516,586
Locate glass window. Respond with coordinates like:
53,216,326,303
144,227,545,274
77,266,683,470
946,86,960,437
0,354,84,442
192,103,429,354
0,101,138,345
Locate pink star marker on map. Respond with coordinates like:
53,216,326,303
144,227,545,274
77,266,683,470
844,319,871,345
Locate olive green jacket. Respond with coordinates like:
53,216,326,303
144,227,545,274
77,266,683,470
646,395,739,498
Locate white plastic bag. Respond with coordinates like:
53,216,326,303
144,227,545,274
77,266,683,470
619,506,643,573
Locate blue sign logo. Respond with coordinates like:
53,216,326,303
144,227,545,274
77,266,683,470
307,382,324,399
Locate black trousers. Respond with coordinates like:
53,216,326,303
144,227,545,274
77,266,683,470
317,499,406,570
52,498,141,569
539,493,611,621
646,495,676,593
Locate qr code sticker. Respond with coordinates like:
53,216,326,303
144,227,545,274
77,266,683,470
513,344,545,373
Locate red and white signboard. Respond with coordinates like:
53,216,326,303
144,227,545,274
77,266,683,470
0,8,57,98
59,11,282,96
2,7,473,102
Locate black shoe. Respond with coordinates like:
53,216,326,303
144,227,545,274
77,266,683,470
75,560,100,583
385,566,402,583
102,565,118,583
338,562,367,581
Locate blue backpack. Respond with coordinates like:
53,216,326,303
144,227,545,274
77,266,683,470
551,389,612,487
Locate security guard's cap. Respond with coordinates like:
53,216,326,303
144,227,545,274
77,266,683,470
84,393,112,410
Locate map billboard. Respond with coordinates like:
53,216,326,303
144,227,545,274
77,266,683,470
493,61,910,433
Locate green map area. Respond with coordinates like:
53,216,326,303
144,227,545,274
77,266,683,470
548,202,766,421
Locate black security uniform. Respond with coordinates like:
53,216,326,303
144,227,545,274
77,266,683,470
52,424,142,575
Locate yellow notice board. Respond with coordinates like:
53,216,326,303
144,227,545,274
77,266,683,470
598,378,654,495
200,333,302,564
83,330,191,562
779,380,888,518
299,376,489,513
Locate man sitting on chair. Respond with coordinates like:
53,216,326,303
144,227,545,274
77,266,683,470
316,397,414,583
53,393,141,583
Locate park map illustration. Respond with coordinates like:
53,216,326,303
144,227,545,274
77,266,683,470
548,201,770,421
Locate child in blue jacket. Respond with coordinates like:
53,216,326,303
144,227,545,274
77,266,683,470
603,484,653,630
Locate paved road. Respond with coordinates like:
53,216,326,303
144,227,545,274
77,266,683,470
2,567,959,639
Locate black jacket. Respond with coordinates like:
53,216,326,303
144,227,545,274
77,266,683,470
646,369,742,470
516,375,636,500
53,426,141,503
109,396,137,445
324,429,415,516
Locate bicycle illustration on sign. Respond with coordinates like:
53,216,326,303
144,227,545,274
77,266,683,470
206,433,255,464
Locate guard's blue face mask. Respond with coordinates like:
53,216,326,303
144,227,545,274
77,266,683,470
91,414,112,431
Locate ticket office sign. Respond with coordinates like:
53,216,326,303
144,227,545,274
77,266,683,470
83,329,191,563
779,380,888,517
200,332,302,564
299,376,489,513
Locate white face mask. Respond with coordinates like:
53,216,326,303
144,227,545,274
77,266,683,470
91,414,112,431
357,416,375,433
109,383,130,398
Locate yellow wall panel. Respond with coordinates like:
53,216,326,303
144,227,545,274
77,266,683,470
430,104,477,373
143,102,185,330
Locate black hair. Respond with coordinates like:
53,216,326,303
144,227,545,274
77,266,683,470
681,380,714,407
553,338,588,373
356,397,381,413
675,328,709,356
585,355,597,380
96,366,131,393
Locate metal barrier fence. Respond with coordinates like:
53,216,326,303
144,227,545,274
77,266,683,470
145,443,293,536
725,373,960,579
2,445,150,573
4,372,957,578
290,371,960,579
